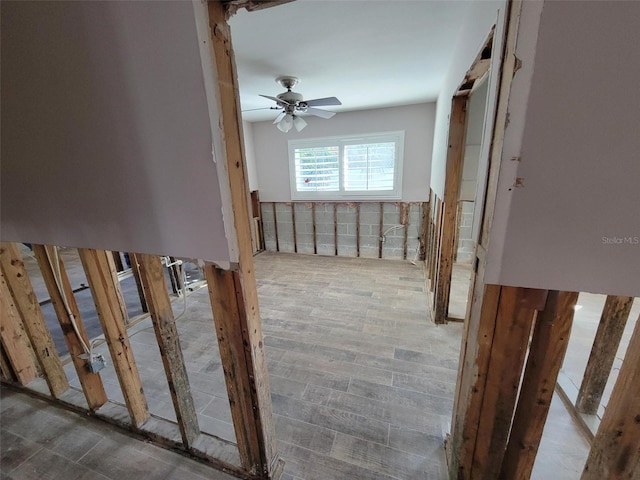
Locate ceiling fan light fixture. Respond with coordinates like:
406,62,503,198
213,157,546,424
293,115,307,132
277,113,293,132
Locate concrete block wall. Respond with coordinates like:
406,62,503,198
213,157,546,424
456,201,475,263
259,202,425,261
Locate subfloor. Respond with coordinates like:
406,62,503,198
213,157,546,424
2,251,592,479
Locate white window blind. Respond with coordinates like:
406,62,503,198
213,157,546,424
289,131,404,200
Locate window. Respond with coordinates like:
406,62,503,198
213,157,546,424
289,131,404,200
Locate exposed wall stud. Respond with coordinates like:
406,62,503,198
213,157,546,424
582,313,640,479
312,203,317,254
206,1,280,476
78,248,149,427
435,95,468,324
576,295,634,415
401,203,409,260
500,290,578,479
0,273,38,385
272,202,279,252
333,203,338,256
32,244,108,411
291,203,298,253
137,253,199,447
356,204,361,257
0,242,68,397
128,253,149,313
378,202,384,259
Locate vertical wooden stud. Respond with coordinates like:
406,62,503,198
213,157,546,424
576,295,634,415
291,203,297,253
471,287,545,479
0,242,68,396
137,253,199,447
356,203,361,258
500,290,579,479
401,203,409,260
378,202,384,259
128,253,149,313
312,203,317,255
582,314,640,479
78,248,149,427
0,345,16,382
107,251,129,324
0,273,38,385
272,203,279,252
333,203,338,256
205,1,280,476
111,251,124,272
32,244,108,411
435,95,468,324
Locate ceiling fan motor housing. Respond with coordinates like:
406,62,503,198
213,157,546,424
277,90,303,104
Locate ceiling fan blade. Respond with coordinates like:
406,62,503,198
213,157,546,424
304,97,342,107
273,111,286,124
242,107,275,112
306,107,336,119
260,94,291,106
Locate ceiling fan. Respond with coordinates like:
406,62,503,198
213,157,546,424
259,76,342,132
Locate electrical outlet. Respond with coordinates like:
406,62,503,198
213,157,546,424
87,354,106,373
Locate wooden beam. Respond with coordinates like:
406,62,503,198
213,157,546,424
291,203,297,253
576,295,634,415
272,203,280,252
137,253,199,447
111,251,124,272
32,244,108,411
434,96,468,324
356,203,361,258
0,345,16,382
582,314,640,479
419,201,429,261
333,203,338,256
107,251,129,324
0,273,38,385
128,253,149,313
78,248,149,427
449,285,546,479
500,290,579,480
0,242,68,397
401,203,409,260
378,202,384,259
312,203,317,255
205,1,280,476
471,287,545,479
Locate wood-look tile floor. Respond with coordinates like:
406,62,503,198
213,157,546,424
3,250,593,480
255,252,461,480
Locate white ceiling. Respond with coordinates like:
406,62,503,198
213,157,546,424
228,0,473,122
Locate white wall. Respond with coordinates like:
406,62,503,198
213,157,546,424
243,120,259,191
1,1,233,264
430,0,506,199
250,103,435,202
485,1,640,297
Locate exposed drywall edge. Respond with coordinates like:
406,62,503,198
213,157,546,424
193,0,239,265
484,0,545,285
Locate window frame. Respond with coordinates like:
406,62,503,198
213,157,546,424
288,131,405,201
